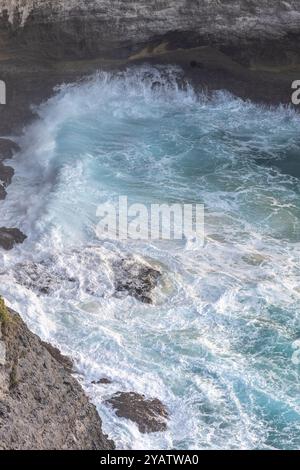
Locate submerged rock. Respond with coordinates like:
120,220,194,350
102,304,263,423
0,228,27,251
114,258,161,304
13,261,78,295
11,251,161,304
10,250,109,298
242,253,266,266
92,377,112,385
0,306,115,450
106,392,168,434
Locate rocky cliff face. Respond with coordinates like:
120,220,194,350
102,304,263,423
0,0,299,114
0,1,300,64
0,301,114,450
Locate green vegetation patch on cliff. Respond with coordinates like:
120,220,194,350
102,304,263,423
0,296,10,325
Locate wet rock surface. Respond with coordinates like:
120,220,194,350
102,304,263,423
0,162,14,199
9,251,161,304
106,392,168,434
0,184,5,200
0,140,25,250
0,139,19,162
0,227,27,250
0,139,17,200
1,1,300,67
13,260,78,295
92,378,112,385
41,342,74,373
0,162,14,185
114,258,161,304
0,307,115,450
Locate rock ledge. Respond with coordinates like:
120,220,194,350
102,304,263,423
0,301,114,450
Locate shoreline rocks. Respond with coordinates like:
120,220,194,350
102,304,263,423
0,302,115,450
10,254,161,304
0,139,19,161
0,138,17,201
92,378,112,385
0,227,27,250
106,392,168,434
0,139,26,251
114,258,161,304
0,162,14,199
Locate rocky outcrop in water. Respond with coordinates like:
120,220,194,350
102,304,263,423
114,258,161,304
92,377,112,385
0,227,27,250
106,392,168,434
0,300,114,450
0,139,16,200
0,139,25,250
0,139,19,160
0,163,14,199
9,251,161,303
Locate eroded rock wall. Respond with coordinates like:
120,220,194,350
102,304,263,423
0,1,300,61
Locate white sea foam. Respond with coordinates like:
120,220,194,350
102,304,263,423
1,66,300,449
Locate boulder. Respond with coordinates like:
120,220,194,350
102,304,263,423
114,258,161,304
0,228,27,250
0,163,14,186
106,391,168,434
92,378,112,385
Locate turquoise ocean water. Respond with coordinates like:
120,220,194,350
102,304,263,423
1,67,300,449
